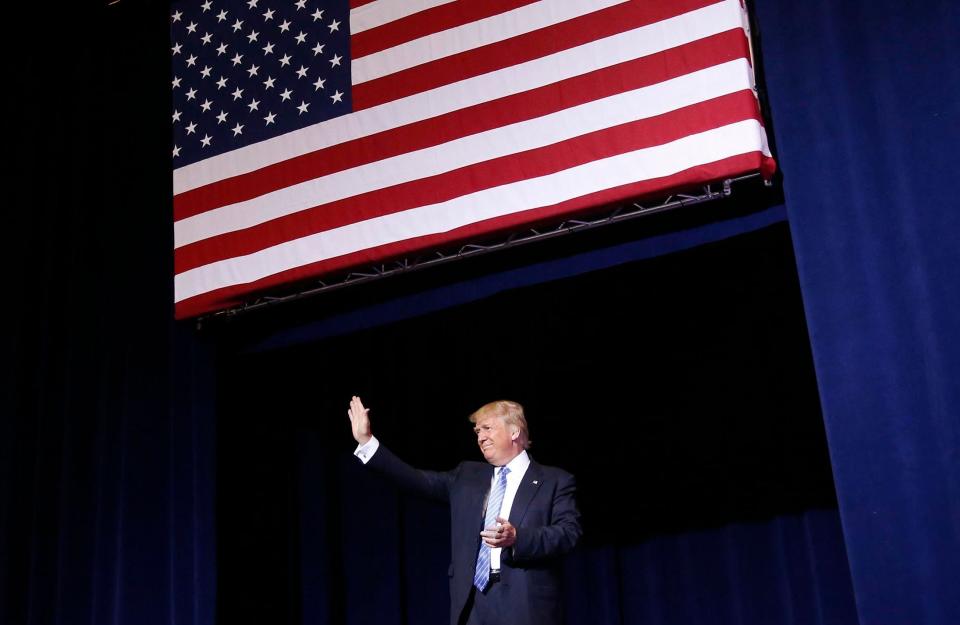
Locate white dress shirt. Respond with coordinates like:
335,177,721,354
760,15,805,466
488,450,530,569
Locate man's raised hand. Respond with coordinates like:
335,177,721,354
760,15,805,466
348,395,372,445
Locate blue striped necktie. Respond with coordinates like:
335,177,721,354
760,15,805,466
473,466,510,591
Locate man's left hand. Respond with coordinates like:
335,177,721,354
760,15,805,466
480,516,516,548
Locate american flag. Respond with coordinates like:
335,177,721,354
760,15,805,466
171,0,775,319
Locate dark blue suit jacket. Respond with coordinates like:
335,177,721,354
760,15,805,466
367,445,581,625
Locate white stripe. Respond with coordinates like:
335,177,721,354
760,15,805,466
350,0,457,35
351,0,629,84
175,120,769,302
175,59,755,248
173,0,744,195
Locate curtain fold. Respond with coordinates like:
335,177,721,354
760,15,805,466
754,1,960,623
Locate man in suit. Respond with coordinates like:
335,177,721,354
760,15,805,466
348,396,581,625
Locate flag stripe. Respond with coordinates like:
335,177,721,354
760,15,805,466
174,151,770,319
175,58,755,249
175,91,763,274
175,119,769,303
351,0,630,85
174,29,750,223
350,0,457,34
351,0,721,110
351,0,539,59
172,0,743,196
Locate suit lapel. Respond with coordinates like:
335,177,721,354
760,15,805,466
507,461,543,526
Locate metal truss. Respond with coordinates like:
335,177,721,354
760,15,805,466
202,173,767,323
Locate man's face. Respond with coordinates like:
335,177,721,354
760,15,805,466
474,414,519,466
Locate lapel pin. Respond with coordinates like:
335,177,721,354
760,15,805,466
532,480,539,485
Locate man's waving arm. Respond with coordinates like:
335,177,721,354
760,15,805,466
347,396,453,502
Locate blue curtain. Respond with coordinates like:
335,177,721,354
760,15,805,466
753,1,960,623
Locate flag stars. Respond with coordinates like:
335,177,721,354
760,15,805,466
170,1,356,160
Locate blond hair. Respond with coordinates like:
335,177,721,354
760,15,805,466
469,400,531,450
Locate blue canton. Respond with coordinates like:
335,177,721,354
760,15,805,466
170,0,351,166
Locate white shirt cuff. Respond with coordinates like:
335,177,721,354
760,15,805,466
354,436,380,464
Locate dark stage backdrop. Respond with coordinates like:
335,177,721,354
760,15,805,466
1,2,216,625
217,222,857,625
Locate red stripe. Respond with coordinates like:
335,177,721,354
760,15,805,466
350,0,376,9
175,91,764,274
351,0,720,110
174,29,749,221
174,151,772,319
352,0,538,59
